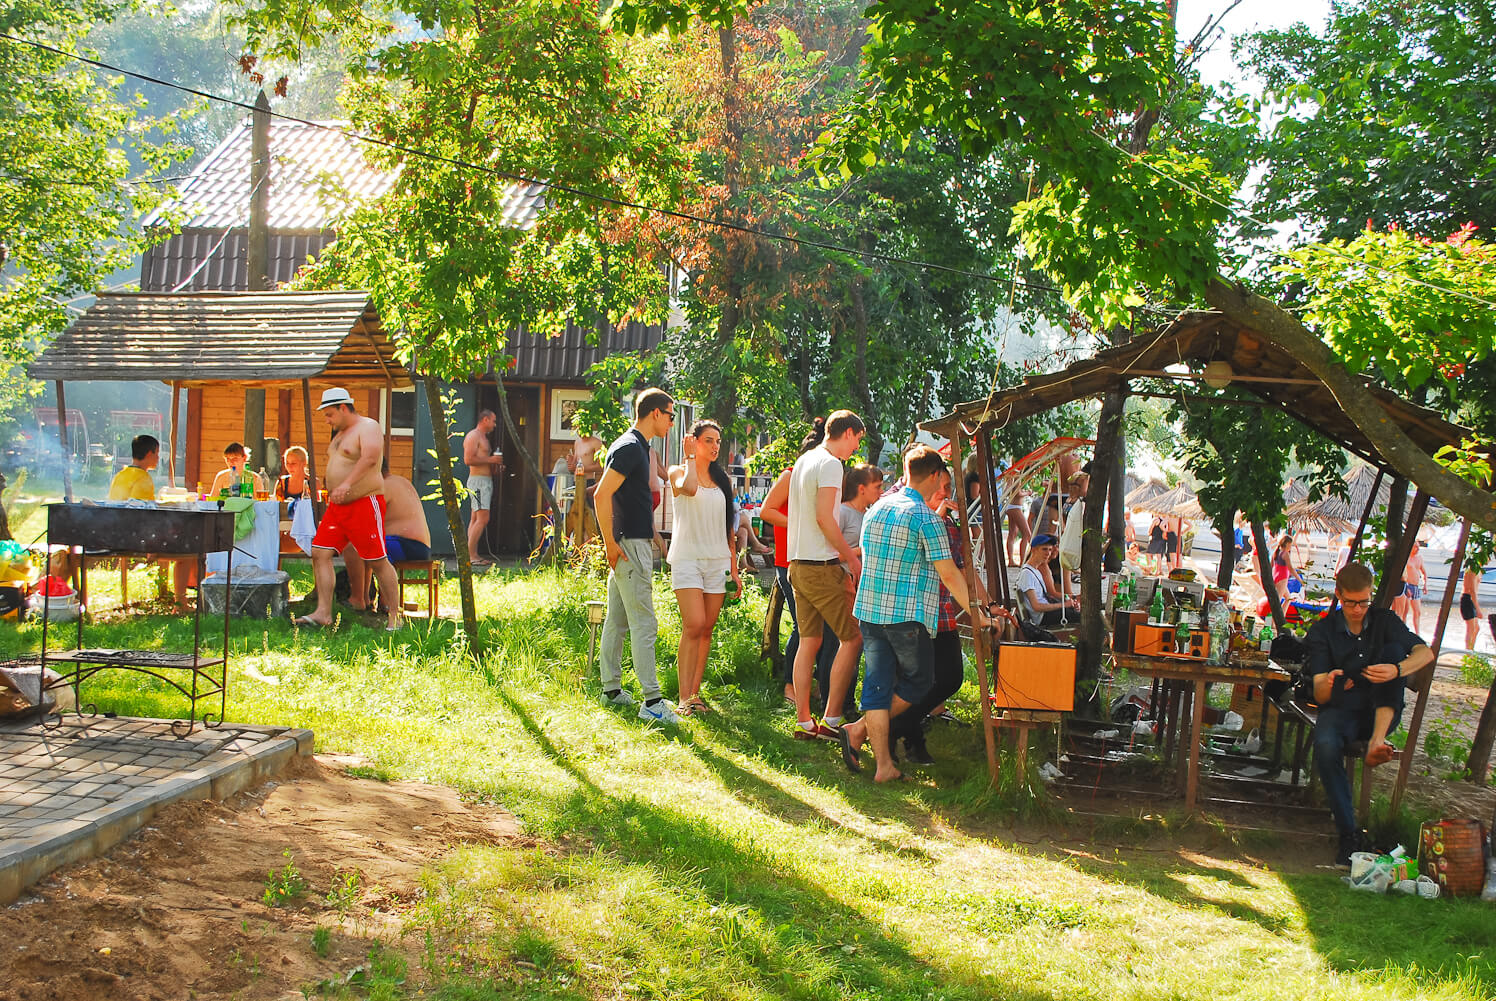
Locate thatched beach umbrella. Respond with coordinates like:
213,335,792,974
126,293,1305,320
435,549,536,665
1135,483,1198,519
1285,463,1389,530
1125,478,1170,509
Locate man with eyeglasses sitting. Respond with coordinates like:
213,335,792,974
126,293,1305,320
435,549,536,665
1304,561,1434,867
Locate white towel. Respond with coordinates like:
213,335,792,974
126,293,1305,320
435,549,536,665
290,497,317,555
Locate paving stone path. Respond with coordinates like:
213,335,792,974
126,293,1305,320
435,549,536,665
0,715,312,902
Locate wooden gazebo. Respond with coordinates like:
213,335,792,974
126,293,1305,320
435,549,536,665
921,309,1477,810
29,290,410,506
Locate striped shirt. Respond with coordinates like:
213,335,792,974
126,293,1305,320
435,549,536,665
853,486,953,634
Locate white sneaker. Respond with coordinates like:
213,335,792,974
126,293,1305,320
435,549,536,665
637,700,679,725
603,690,637,708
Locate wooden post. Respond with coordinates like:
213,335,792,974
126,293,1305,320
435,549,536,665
1330,468,1386,615
1375,489,1429,611
954,424,1000,786
302,379,323,520
55,381,73,503
974,430,1006,605
167,381,181,489
1390,518,1470,813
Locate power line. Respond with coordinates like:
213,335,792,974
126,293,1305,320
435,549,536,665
0,31,1067,299
1092,129,1496,313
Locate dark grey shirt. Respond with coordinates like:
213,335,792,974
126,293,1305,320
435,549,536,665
602,429,654,540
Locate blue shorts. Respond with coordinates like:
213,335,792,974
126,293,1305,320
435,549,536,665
1403,583,1423,600
385,536,431,562
859,620,933,712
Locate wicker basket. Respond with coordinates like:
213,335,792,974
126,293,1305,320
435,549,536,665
1418,819,1488,898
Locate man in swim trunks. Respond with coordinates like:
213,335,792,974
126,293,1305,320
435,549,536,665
344,463,432,611
298,387,402,631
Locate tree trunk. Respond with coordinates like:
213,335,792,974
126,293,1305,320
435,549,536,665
1078,386,1125,698
1375,477,1409,608
849,260,882,466
491,368,564,565
0,472,10,542
422,376,482,654
1466,615,1496,783
1203,278,1496,534
1252,520,1285,629
1216,506,1237,589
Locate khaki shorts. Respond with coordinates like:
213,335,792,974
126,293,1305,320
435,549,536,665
789,561,859,643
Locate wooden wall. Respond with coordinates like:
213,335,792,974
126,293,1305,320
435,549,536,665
184,383,414,489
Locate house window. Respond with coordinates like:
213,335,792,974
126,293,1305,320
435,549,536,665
386,388,416,436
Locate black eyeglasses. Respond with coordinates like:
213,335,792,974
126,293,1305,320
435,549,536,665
663,410,676,421
1341,598,1372,609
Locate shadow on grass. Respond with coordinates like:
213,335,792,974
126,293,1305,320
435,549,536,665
1278,873,1496,992
487,691,1061,1001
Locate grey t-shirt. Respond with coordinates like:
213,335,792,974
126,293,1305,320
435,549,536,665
836,502,864,573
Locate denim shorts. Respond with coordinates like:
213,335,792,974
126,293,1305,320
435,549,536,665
859,620,933,712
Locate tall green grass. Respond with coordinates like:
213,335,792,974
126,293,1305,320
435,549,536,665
4,568,1493,1001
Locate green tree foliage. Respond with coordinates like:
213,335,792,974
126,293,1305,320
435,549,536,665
1241,0,1496,242
0,0,184,433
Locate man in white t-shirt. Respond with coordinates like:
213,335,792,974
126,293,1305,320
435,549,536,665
787,410,866,740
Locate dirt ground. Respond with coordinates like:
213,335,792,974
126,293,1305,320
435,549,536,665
0,756,524,1001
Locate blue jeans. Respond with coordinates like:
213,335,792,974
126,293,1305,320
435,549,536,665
859,621,932,712
776,564,837,697
1313,701,1402,838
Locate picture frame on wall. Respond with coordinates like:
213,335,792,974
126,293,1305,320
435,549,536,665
550,388,589,441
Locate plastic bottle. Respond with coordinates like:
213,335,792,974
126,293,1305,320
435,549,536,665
1209,601,1230,663
1258,621,1274,652
724,571,740,604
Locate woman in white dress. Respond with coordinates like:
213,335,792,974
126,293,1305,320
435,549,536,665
668,420,740,714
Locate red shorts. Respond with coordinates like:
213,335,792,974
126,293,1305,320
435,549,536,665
312,494,388,561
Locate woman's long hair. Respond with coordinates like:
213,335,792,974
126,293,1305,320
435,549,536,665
798,416,826,454
690,419,736,538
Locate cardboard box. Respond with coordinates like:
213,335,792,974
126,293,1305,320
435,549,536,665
993,642,1076,712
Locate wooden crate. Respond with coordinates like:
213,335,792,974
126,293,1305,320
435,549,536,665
992,642,1075,712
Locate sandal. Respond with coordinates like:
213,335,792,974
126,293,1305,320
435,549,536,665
687,697,712,713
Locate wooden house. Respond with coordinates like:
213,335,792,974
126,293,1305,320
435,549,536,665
128,116,664,555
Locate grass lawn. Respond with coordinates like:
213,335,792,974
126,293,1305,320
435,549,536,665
3,566,1493,1000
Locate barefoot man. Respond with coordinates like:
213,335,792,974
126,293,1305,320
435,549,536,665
1305,561,1432,867
297,387,402,631
462,409,503,566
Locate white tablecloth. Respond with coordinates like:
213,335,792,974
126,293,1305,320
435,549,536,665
206,499,282,574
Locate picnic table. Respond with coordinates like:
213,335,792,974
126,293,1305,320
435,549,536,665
1112,651,1293,812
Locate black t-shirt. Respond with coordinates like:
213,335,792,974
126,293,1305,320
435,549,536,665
602,428,654,540
1304,608,1421,713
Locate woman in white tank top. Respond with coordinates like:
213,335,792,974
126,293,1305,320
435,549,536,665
668,420,738,714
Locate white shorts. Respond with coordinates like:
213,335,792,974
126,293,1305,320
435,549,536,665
671,556,732,593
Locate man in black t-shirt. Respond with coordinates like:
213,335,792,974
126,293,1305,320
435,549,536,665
594,387,679,725
1305,562,1433,866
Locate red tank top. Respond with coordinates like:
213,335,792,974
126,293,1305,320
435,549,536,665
772,498,790,568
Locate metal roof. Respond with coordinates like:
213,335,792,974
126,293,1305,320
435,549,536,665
140,118,548,232
504,319,662,383
141,229,336,293
30,291,410,388
143,121,397,230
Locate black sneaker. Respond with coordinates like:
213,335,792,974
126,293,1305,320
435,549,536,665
904,739,936,766
1334,835,1354,869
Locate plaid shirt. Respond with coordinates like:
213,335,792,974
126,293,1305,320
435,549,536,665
937,517,965,634
853,486,953,633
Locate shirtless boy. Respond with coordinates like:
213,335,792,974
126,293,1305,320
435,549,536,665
296,388,402,631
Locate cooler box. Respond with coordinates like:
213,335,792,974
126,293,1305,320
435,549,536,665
992,642,1075,712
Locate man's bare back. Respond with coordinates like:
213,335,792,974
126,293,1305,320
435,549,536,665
381,473,430,545
325,415,385,504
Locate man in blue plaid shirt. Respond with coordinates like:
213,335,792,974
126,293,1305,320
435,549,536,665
837,445,991,782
